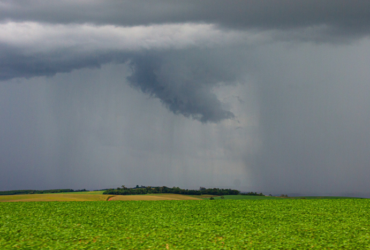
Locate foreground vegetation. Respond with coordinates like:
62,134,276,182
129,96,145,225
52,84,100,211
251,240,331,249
1,199,369,249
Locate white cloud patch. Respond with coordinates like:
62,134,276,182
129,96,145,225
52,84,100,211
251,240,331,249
0,21,262,53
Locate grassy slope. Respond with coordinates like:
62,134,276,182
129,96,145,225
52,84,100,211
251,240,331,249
214,195,281,200
188,195,283,200
0,193,109,202
293,196,365,199
0,192,201,202
195,195,365,200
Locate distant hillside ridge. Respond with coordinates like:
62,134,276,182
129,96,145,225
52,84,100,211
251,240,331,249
103,186,240,195
0,189,88,195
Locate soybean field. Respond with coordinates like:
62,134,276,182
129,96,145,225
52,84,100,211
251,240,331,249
1,199,370,249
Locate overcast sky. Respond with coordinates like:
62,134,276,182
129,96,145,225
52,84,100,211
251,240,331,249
1,1,370,196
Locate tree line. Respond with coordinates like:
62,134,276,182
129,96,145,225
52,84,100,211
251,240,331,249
103,186,240,195
0,189,87,195
241,192,265,196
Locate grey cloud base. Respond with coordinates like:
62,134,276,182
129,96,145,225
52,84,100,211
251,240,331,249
2,0,370,40
0,48,238,122
127,52,236,122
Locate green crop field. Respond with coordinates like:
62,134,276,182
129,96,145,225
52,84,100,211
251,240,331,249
1,199,370,249
292,196,365,199
209,195,365,200
211,195,281,200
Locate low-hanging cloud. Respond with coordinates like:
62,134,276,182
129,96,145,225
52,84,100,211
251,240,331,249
127,52,239,122
0,22,252,122
0,22,245,53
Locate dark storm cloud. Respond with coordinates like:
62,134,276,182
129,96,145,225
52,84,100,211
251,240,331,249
0,20,243,122
0,46,120,81
127,51,237,122
2,0,370,39
1,1,370,122
0,41,241,122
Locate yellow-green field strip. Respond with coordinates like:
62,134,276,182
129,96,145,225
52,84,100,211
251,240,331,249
0,193,203,202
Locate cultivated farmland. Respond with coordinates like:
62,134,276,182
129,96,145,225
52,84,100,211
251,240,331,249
0,192,201,202
0,193,109,202
1,199,370,249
